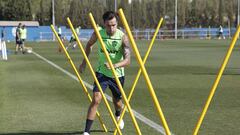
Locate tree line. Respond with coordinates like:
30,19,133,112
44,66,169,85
0,0,238,29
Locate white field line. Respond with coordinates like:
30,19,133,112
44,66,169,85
33,51,174,135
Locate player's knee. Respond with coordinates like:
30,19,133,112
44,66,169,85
93,92,102,105
93,98,101,105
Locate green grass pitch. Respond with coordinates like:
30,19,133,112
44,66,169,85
0,39,240,135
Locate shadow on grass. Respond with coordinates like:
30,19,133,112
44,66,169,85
0,130,113,135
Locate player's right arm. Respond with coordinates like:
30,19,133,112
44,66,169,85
79,32,97,73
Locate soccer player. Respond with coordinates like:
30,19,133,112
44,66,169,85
79,11,131,135
20,25,27,49
15,23,24,54
218,25,225,39
20,25,32,53
57,25,62,38
57,26,63,52
66,25,81,50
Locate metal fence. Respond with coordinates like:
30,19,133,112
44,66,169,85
39,32,91,42
39,28,234,41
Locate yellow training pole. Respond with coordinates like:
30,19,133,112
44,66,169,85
89,13,142,135
114,17,164,135
193,25,240,135
50,25,108,133
66,18,122,134
118,8,171,135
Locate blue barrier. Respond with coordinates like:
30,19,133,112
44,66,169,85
0,26,39,41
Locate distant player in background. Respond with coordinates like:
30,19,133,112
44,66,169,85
21,25,27,48
57,26,63,52
218,25,225,39
57,26,62,38
15,23,24,54
20,24,32,53
66,25,81,50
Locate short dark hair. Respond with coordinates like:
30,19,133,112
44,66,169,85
102,11,118,22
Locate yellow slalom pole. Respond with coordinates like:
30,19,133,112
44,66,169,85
114,18,164,135
89,13,142,135
118,8,171,135
50,25,108,133
66,18,122,134
193,25,240,135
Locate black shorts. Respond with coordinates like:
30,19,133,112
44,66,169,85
16,38,22,45
69,37,76,43
93,72,125,100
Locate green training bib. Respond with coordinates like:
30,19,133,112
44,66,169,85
96,28,125,78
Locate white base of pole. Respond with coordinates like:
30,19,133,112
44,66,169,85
1,40,7,60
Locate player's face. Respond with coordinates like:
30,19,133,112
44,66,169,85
104,17,117,36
